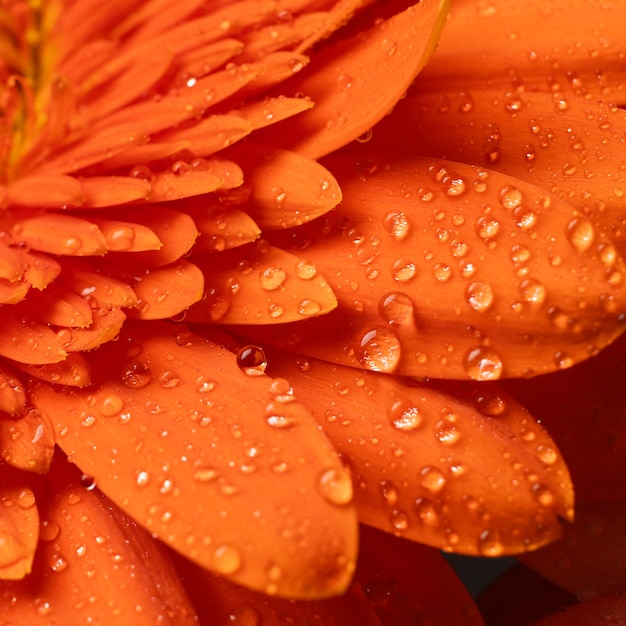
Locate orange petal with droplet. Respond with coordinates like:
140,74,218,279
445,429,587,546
0,406,55,473
87,218,162,252
235,95,315,130
63,307,126,353
0,455,199,623
261,0,449,159
0,365,25,416
265,352,573,555
229,144,341,229
80,175,151,207
149,169,226,202
63,263,138,309
9,213,107,256
260,155,626,379
0,277,30,304
0,467,38,579
369,91,626,255
357,526,485,626
32,322,358,598
6,174,84,208
129,260,204,320
504,332,626,503
0,315,66,364
189,207,260,254
419,0,626,104
520,500,626,599
0,243,26,283
15,352,90,388
98,140,191,170
189,244,337,324
21,252,61,290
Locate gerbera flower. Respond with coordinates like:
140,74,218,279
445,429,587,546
0,0,623,623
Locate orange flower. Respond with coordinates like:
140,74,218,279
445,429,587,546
0,0,623,623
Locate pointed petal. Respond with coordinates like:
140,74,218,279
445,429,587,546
63,264,138,309
519,500,626,599
32,322,358,598
129,261,204,320
0,315,66,364
0,455,199,624
260,0,449,159
0,243,26,282
87,218,162,252
7,175,84,209
0,467,38,579
21,252,61,291
173,552,382,626
80,175,151,207
420,0,626,104
368,91,626,255
15,353,91,388
0,365,25,416
229,144,342,229
357,526,485,626
0,406,55,473
189,208,260,254
504,332,626,503
260,155,626,378
63,307,126,353
265,352,573,555
235,96,315,130
0,277,30,304
188,244,337,324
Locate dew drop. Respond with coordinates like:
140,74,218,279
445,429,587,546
213,544,242,575
414,498,440,527
298,299,321,316
520,278,546,304
136,470,150,487
434,419,461,445
80,474,97,491
318,467,353,505
463,347,503,380
49,553,68,573
478,529,504,556
236,345,267,375
259,266,286,291
387,399,421,431
391,259,417,283
536,445,558,465
419,466,446,493
466,282,494,312
532,483,556,507
379,480,399,506
295,259,317,280
474,392,507,416
476,216,501,240
100,393,124,416
566,217,595,252
432,263,451,282
121,361,152,388
498,185,523,210
355,327,401,372
378,292,416,325
383,211,410,240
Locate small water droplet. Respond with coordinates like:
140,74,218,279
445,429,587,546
136,470,150,487
355,327,401,372
388,399,421,431
379,480,399,506
473,392,507,416
236,345,267,375
213,544,242,574
498,185,523,210
49,553,68,573
414,498,440,527
378,292,416,325
318,467,353,505
466,282,494,312
80,474,97,491
391,259,417,283
295,259,317,280
536,445,558,465
100,393,124,416
259,266,286,291
520,278,546,304
566,217,595,252
463,347,503,380
419,466,446,493
121,361,152,388
383,212,410,240
434,419,461,445
298,299,321,316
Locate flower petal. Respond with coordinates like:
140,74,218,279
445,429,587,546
357,526,485,626
0,365,25,416
189,207,261,254
519,500,626,599
261,0,449,159
21,252,61,291
80,175,152,207
265,352,573,555
87,218,162,252
0,315,66,364
228,144,342,229
7,174,84,208
0,454,199,623
63,264,138,309
15,353,91,388
188,244,337,324
260,155,626,378
62,307,127,353
419,0,626,104
235,95,315,130
368,90,626,255
32,322,358,598
504,332,626,503
129,260,205,320
0,405,55,473
0,466,38,579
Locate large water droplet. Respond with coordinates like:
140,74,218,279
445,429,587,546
121,361,152,388
466,282,494,312
378,292,416,325
566,217,595,252
318,467,353,505
388,399,421,431
213,544,243,575
236,345,267,375
355,327,401,372
259,266,286,291
383,212,410,240
463,347,503,380
419,466,446,493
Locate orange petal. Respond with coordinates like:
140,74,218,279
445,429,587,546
0,277,30,304
228,144,341,229
264,352,573,555
104,206,197,267
188,243,337,324
21,251,61,291
80,175,151,207
0,406,55,473
129,260,205,320
260,0,449,159
63,307,127,353
0,365,25,416
98,140,191,170
504,332,626,503
0,243,27,282
172,552,381,626
62,263,138,309
189,207,261,254
0,454,199,623
519,500,626,600
419,0,626,104
235,95,315,130
32,322,358,598
259,155,626,379
149,168,226,202
0,315,66,364
9,212,107,256
368,90,626,255
6,174,84,208
0,466,38,579
86,217,162,252
15,352,91,388
357,526,485,626
530,595,626,626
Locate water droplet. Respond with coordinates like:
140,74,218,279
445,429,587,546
121,361,152,388
379,480,399,506
510,244,531,263
298,299,321,316
532,483,556,507
259,266,286,291
236,345,267,375
476,216,500,240
498,185,523,210
503,91,523,113
536,445,558,465
478,529,504,556
520,278,546,304
466,282,494,312
566,217,595,252
40,519,61,542
136,470,150,487
213,544,242,574
414,498,440,527
295,259,317,280
419,466,446,493
49,553,68,573
378,292,416,325
434,419,461,445
193,466,219,482
99,393,124,416
473,392,507,416
383,212,410,240
432,263,451,282
223,605,261,626
388,399,421,431
390,510,409,530
318,467,353,505
391,259,417,283
463,347,503,380
80,474,97,491
355,327,401,372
